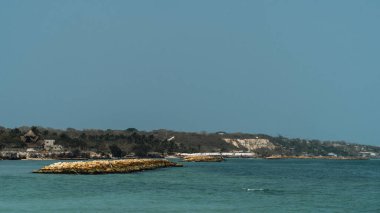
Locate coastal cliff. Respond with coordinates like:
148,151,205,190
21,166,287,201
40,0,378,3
223,138,276,152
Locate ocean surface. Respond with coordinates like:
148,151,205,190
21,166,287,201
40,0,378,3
1,159,379,213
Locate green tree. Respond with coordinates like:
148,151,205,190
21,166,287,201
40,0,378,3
126,128,138,132
10,128,21,136
42,130,49,136
132,144,150,157
255,148,274,158
72,149,81,158
109,145,124,158
59,133,70,140
79,133,87,140
31,126,40,136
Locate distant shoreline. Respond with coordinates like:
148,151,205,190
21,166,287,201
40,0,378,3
265,155,369,160
1,127,379,160
1,153,371,161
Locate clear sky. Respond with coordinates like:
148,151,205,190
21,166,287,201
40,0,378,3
1,0,379,145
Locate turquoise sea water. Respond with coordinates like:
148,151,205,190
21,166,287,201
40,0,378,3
0,159,379,213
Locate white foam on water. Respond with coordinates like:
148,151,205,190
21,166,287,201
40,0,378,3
243,188,266,191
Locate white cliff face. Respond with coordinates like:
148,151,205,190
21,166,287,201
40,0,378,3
223,138,276,151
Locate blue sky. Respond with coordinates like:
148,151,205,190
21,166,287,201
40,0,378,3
1,0,380,145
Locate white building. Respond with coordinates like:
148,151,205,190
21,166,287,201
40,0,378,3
44,140,63,151
359,152,377,157
26,148,36,152
327,153,338,157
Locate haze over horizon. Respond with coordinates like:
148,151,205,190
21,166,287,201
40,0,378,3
1,1,380,146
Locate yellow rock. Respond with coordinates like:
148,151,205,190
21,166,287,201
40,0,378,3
33,159,182,174
183,155,224,162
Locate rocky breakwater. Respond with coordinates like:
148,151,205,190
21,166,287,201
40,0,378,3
33,159,182,174
183,155,224,162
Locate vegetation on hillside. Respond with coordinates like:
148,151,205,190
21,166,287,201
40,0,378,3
0,126,379,157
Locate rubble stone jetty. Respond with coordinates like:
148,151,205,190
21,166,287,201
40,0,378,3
33,159,182,174
183,155,224,162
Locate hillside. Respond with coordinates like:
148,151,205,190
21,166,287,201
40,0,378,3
0,126,379,158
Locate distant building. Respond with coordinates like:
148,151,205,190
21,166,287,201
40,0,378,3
327,153,338,157
20,130,43,150
216,131,227,135
359,152,377,157
26,148,36,152
20,130,39,143
44,140,63,151
44,140,55,147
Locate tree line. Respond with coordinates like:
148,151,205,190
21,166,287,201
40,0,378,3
1,126,379,157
